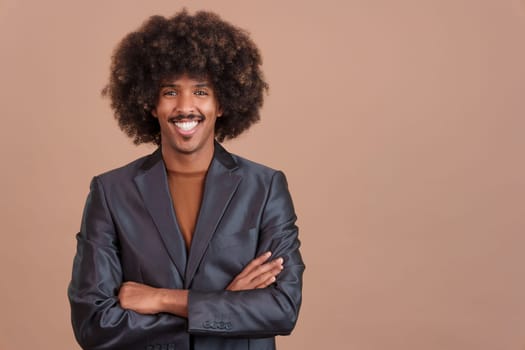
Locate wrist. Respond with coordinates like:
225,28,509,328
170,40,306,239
157,288,174,312
158,288,189,317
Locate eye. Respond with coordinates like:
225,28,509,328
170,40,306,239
194,89,209,96
163,90,177,96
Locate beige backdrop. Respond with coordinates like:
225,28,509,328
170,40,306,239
1,0,525,349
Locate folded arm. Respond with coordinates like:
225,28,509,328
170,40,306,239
118,251,284,316
118,171,304,337
68,177,187,349
186,171,305,337
69,171,304,347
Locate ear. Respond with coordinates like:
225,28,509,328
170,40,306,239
151,107,158,118
217,106,223,118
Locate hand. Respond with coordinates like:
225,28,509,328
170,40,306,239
119,281,189,317
118,281,163,314
226,252,284,291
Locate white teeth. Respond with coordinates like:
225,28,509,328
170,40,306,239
175,121,198,131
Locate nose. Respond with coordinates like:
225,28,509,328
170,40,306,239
175,92,194,115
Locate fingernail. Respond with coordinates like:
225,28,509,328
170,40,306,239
277,258,284,264
266,251,272,257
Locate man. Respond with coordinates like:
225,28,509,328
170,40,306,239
68,9,304,350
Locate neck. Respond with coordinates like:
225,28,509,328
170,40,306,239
161,142,214,173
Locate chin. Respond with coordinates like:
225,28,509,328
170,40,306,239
172,140,201,154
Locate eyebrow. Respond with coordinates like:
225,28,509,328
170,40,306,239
160,82,210,88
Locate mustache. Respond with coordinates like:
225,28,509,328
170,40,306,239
168,113,205,123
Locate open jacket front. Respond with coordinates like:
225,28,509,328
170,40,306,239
68,143,305,350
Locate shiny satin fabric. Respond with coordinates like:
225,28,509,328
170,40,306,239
68,143,305,350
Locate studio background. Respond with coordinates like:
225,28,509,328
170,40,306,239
1,0,525,349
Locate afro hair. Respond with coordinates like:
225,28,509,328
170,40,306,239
102,9,268,144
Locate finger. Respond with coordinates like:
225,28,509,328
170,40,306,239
245,257,283,281
226,263,281,292
255,276,277,289
243,251,272,274
250,264,283,286
236,251,272,278
245,264,283,289
254,262,284,288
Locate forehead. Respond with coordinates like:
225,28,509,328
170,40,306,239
161,73,211,86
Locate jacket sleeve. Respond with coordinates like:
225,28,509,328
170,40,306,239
67,177,187,350
187,171,305,337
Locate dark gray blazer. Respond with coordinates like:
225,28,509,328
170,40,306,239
68,142,304,350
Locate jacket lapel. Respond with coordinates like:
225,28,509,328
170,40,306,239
134,149,187,280
184,143,241,288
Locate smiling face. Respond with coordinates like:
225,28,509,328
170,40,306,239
152,74,222,159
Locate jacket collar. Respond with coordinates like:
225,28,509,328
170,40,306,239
139,141,238,173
